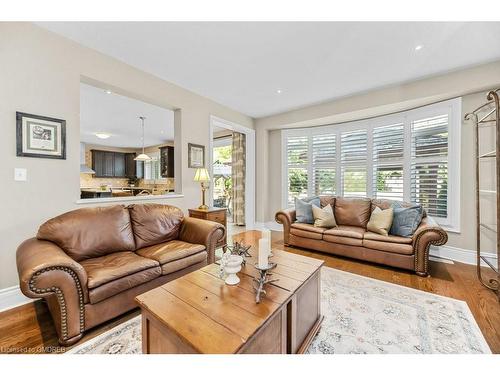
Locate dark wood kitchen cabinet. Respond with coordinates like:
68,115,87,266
114,153,126,177
125,153,137,178
160,146,174,178
91,150,138,178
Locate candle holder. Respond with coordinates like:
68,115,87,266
252,262,279,303
225,241,252,266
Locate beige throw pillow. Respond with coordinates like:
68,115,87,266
312,204,337,228
367,206,394,236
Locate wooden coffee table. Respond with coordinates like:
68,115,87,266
135,247,324,354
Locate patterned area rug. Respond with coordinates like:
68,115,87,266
66,267,490,354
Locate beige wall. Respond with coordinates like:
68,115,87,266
256,61,500,253
0,23,253,289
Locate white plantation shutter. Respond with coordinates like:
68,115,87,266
286,135,309,206
312,134,336,195
372,123,404,201
410,114,449,218
341,130,367,197
282,98,459,229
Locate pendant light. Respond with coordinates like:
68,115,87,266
134,116,152,161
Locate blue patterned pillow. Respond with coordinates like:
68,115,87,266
389,203,424,237
295,196,320,224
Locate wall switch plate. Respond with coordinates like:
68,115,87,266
14,168,27,181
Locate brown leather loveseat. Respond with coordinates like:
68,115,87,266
276,197,447,276
16,203,225,346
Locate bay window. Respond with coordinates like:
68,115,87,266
282,98,461,232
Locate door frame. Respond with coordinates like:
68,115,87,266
209,115,256,229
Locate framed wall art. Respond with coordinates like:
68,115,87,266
16,112,66,159
188,143,205,168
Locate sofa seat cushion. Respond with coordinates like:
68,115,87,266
81,251,160,289
81,251,161,304
290,223,325,240
323,234,363,246
364,232,413,244
363,239,414,255
323,225,366,246
324,225,366,239
161,251,207,275
136,240,206,265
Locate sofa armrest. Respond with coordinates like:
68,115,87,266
179,217,225,264
16,238,88,345
412,216,448,276
275,209,296,245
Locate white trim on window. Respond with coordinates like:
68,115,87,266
282,98,461,233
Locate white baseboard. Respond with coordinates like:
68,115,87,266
430,245,497,267
254,221,283,231
0,285,34,313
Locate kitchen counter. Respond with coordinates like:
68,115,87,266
80,187,175,199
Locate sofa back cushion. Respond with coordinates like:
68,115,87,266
319,196,335,209
334,197,371,227
37,205,136,262
128,204,184,249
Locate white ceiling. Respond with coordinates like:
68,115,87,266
80,83,174,148
41,22,500,118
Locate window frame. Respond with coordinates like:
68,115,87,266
281,97,461,233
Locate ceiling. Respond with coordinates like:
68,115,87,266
80,83,174,148
41,22,500,118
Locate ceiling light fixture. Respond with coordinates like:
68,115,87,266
134,116,152,161
415,45,423,51
105,89,112,94
95,132,111,139
276,89,283,94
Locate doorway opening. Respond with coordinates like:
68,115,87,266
209,116,255,238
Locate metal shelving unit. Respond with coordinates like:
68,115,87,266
465,89,500,301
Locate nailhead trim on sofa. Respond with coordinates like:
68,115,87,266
28,266,85,341
413,228,448,276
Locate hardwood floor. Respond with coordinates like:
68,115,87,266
0,229,498,354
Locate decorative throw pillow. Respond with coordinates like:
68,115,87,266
389,204,424,237
312,204,337,228
367,206,393,236
295,196,320,224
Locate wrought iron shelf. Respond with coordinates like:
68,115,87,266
479,150,497,159
479,189,497,194
466,89,500,300
481,255,499,273
480,223,498,233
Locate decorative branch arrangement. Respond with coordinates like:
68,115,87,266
225,241,252,265
252,263,278,304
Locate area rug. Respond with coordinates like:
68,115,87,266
66,267,491,354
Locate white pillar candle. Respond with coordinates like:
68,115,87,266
258,238,270,268
262,228,271,242
261,228,272,256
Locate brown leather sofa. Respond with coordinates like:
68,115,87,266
276,197,447,276
16,203,225,346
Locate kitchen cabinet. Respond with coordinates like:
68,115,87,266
125,153,137,178
160,146,174,178
114,153,126,177
91,150,138,178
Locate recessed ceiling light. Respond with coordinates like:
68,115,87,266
415,45,423,51
276,89,283,94
105,89,112,94
95,132,111,139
